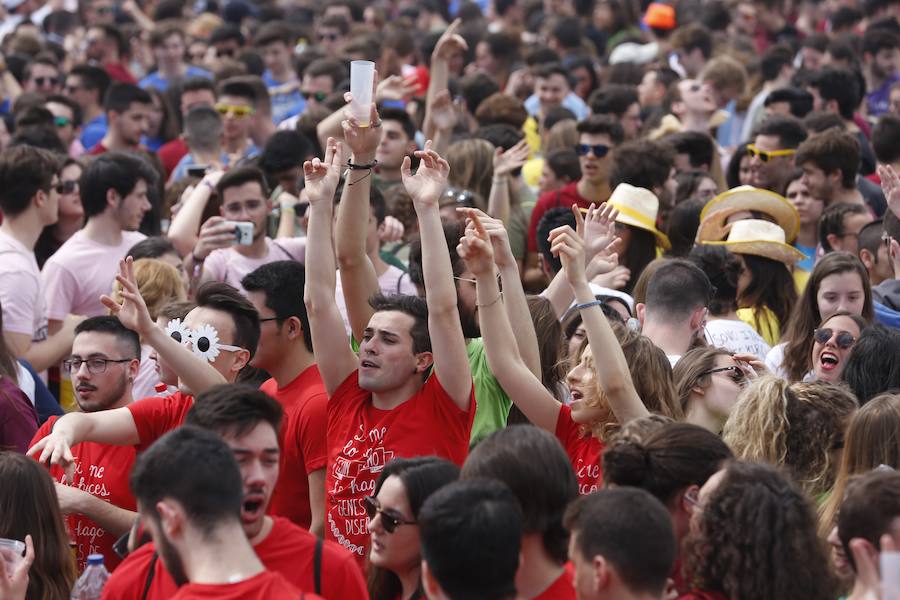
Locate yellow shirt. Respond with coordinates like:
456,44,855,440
736,305,781,347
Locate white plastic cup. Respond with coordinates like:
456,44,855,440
883,552,900,600
0,538,24,572
350,60,375,127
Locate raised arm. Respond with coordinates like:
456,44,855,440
100,257,227,395
487,139,529,225
335,102,383,341
167,171,223,257
551,222,648,424
423,20,466,143
460,212,560,431
403,143,472,410
303,139,360,395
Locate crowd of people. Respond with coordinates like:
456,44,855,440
1,0,900,598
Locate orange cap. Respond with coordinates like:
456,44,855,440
644,3,676,29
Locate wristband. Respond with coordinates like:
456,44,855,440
347,159,378,170
191,250,205,264
576,300,604,311
280,204,295,214
381,99,406,109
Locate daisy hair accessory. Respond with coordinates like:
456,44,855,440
165,319,242,362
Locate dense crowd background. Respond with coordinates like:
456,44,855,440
0,0,899,598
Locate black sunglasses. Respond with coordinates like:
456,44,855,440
575,143,610,158
317,32,339,42
34,76,59,87
301,90,328,102
813,328,856,349
441,187,475,207
55,180,78,194
363,495,416,533
699,365,745,385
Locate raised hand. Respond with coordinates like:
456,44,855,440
303,137,344,206
493,139,530,178
341,92,382,159
192,216,237,261
429,90,458,132
26,432,75,482
402,141,450,207
457,210,495,276
456,207,516,269
878,163,900,219
100,257,155,338
379,216,405,243
432,19,468,62
576,202,619,261
376,75,418,103
549,225,587,288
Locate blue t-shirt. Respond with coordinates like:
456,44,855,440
80,114,107,150
866,73,900,117
139,65,212,92
263,70,305,125
794,242,816,273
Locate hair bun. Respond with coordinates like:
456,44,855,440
602,441,651,487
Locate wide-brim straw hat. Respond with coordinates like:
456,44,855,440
697,185,800,244
702,219,805,265
606,183,671,250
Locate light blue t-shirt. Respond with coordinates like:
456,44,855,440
139,65,212,92
263,70,306,125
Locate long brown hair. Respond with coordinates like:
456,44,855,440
738,254,797,340
818,393,900,537
0,306,18,384
722,377,858,499
781,253,874,382
0,452,78,599
673,346,734,417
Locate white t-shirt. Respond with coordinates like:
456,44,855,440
705,319,771,360
132,344,162,400
0,230,47,343
15,363,36,406
202,237,306,295
765,342,813,381
42,229,146,321
334,265,418,335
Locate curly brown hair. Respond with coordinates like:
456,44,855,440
685,461,835,600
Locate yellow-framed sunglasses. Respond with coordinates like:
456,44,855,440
746,144,796,162
214,103,255,118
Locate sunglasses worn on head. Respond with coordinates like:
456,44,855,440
747,144,796,162
700,365,745,385
363,495,416,533
575,143,610,158
215,103,254,118
814,328,856,349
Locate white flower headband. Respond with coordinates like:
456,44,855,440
165,318,242,362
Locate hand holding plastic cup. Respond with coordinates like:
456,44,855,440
350,60,375,127
0,538,25,572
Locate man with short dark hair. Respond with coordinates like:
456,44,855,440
256,22,304,125
241,261,327,534
664,131,714,173
862,28,900,116
29,316,140,571
66,64,112,150
670,23,713,77
636,258,713,364
184,166,305,294
667,78,718,133
0,146,76,373
168,107,224,183
858,220,894,285
374,107,419,190
42,152,154,336
102,385,366,599
419,479,523,600
128,426,312,598
23,55,61,96
819,202,873,253
589,84,642,140
609,139,676,207
796,128,867,207
157,77,218,177
85,24,137,84
525,62,590,123
215,78,260,163
45,94,84,157
564,488,677,600
742,45,795,139
749,115,808,194
139,25,212,92
89,83,153,155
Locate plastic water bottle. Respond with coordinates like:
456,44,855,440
70,554,109,600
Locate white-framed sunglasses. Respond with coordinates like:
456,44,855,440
165,318,242,362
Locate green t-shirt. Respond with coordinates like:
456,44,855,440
467,338,512,444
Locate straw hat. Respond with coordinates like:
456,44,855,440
606,183,671,250
702,219,805,265
696,186,800,244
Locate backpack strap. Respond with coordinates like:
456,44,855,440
141,553,159,600
314,537,323,595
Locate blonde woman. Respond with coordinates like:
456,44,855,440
723,376,857,500
112,258,187,398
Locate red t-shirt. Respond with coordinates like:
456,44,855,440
101,517,366,600
678,592,728,600
88,142,108,155
158,138,189,178
534,563,576,600
30,416,137,572
555,404,604,495
171,571,312,600
127,392,194,449
325,372,474,561
527,181,606,253
259,366,328,529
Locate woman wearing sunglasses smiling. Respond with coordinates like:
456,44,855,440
366,457,459,600
810,311,868,383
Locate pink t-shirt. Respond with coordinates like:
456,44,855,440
334,265,418,335
41,230,146,321
202,237,305,295
0,230,47,341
